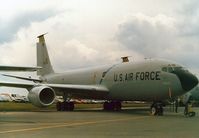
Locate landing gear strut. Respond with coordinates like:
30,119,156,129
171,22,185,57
151,102,163,116
103,101,122,111
56,93,74,111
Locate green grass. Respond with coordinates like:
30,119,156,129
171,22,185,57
0,102,45,111
0,102,103,111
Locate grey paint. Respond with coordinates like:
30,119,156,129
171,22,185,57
44,59,193,101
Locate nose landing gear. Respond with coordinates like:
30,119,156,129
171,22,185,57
151,102,163,116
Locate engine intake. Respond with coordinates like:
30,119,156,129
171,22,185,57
28,86,55,107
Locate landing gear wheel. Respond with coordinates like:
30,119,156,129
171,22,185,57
103,101,109,110
68,102,74,111
56,101,75,111
114,101,122,111
103,101,122,111
56,102,62,111
64,102,74,111
151,107,157,116
151,102,163,116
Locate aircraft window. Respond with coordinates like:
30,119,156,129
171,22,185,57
174,67,189,72
162,66,185,73
162,67,167,72
173,67,182,71
168,67,174,72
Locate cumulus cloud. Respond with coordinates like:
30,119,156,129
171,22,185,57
116,13,177,57
0,12,128,72
0,0,198,74
0,9,59,44
115,13,199,73
176,0,199,37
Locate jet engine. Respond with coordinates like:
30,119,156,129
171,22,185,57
28,86,56,107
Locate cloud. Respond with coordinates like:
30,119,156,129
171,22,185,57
178,0,199,16
0,13,110,70
115,13,199,72
0,10,145,73
116,13,177,57
176,0,199,37
0,1,198,75
1,11,198,73
0,9,59,43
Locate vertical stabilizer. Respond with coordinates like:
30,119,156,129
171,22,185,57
37,33,54,76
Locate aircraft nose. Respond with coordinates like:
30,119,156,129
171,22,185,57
172,69,198,91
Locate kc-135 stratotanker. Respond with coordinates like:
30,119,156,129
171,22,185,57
0,34,198,115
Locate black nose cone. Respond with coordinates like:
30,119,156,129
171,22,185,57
172,70,198,91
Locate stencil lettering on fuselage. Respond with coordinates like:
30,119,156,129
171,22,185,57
114,71,161,82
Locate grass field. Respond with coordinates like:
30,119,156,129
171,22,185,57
0,102,150,111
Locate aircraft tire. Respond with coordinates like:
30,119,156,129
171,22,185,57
63,102,74,111
55,102,75,111
113,101,122,111
61,102,66,111
103,102,109,110
56,102,62,111
157,103,163,116
109,102,114,110
103,102,114,110
151,102,163,116
69,102,74,111
158,106,163,116
103,101,121,111
151,107,157,115
63,102,68,111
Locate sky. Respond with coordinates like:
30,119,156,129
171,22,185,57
0,0,199,95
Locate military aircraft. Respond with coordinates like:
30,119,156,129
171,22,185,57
0,34,198,115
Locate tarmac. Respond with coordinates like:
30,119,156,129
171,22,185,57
0,107,199,138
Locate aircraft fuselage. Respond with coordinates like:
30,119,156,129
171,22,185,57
44,59,191,102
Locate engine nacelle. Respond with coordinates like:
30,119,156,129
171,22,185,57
28,86,56,107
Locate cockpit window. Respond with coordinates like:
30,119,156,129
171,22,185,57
162,67,167,72
174,67,182,71
162,65,185,73
168,67,174,72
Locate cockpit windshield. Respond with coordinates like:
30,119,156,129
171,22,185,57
161,64,187,73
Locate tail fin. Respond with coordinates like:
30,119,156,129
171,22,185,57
37,33,54,76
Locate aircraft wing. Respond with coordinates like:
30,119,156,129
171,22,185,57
0,66,41,71
0,81,34,88
0,81,109,98
2,74,42,82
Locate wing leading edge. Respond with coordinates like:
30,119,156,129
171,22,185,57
0,66,41,71
0,81,109,98
2,74,42,82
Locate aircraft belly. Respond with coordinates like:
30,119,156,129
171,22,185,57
107,81,159,100
107,79,182,101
